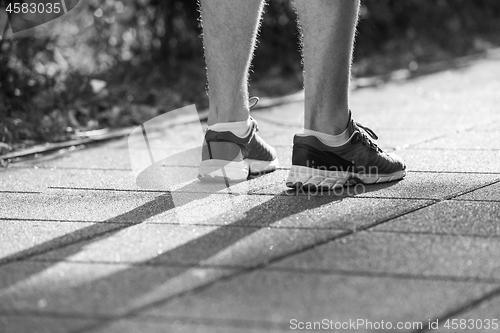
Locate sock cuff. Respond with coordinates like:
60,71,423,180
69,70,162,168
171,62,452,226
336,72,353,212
208,118,252,138
301,127,350,147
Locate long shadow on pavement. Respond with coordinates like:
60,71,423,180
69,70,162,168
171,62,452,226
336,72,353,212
0,177,399,333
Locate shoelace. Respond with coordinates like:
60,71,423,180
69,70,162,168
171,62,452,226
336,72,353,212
249,96,260,110
354,121,382,152
249,96,260,132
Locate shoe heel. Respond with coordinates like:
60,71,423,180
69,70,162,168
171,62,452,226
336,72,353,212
286,166,350,190
199,141,248,182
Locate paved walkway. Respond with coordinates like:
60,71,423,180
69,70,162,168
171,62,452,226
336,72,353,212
1,55,500,333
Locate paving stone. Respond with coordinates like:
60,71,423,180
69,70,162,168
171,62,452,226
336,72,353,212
127,120,205,150
0,168,136,192
2,192,303,230
33,222,342,267
0,220,94,262
349,60,500,131
5,196,427,267
143,269,497,332
257,89,493,131
14,146,133,170
0,315,99,333
252,170,498,200
94,318,287,333
411,130,500,150
483,121,500,132
373,201,500,237
0,192,166,222
0,262,236,317
371,129,460,150
434,293,500,333
350,98,499,132
456,182,500,201
246,196,428,231
272,232,500,282
358,172,498,200
12,127,292,171
398,149,500,173
5,152,494,196
2,158,284,192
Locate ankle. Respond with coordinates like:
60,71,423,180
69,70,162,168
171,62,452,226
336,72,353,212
208,117,252,137
207,108,250,126
306,114,350,136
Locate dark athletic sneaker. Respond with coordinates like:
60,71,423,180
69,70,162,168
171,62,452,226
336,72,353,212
199,116,278,182
286,113,406,189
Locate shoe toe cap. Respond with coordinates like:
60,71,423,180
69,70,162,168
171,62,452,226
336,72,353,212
387,152,406,171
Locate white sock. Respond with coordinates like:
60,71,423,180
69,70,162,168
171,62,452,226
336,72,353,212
208,118,252,138
300,126,351,147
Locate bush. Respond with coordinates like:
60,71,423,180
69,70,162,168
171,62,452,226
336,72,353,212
1,0,500,151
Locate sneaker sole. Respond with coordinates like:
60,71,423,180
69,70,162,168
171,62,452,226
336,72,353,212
286,165,406,189
199,158,278,182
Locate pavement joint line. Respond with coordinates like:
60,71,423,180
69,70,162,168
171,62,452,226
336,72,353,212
443,177,500,201
42,186,407,198
47,187,171,193
353,196,443,201
8,165,133,172
408,170,500,175
366,228,500,239
19,258,500,285
0,190,42,194
452,198,500,203
0,217,131,225
112,145,200,150
407,147,500,151
46,187,444,201
5,215,499,238
0,216,352,231
43,185,497,200
0,310,122,323
6,165,500,175
413,286,500,333
0,216,355,231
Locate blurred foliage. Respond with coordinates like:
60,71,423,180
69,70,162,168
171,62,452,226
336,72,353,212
1,0,500,152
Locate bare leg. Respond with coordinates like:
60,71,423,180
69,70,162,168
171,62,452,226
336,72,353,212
295,0,360,135
200,0,264,126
